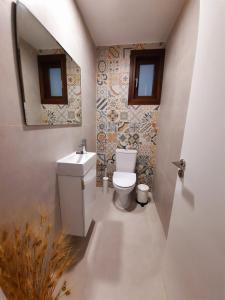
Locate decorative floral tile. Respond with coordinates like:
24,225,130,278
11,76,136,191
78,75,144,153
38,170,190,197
97,132,107,143
119,72,129,86
97,97,108,111
118,121,129,134
107,97,121,111
122,47,132,60
121,96,128,109
149,155,156,168
108,47,121,59
120,85,129,99
108,59,120,73
107,122,118,133
129,105,140,111
96,160,106,186
139,143,152,156
107,132,117,143
107,110,119,122
97,109,107,122
97,153,106,165
129,122,140,134
117,133,128,148
97,60,108,73
67,74,80,86
128,108,145,123
120,111,129,121
97,121,107,132
97,141,106,153
96,44,161,188
128,133,140,147
107,141,118,154
108,85,120,97
106,152,116,165
108,73,120,86
97,47,108,59
142,129,157,144
97,85,108,100
67,110,75,120
97,73,108,86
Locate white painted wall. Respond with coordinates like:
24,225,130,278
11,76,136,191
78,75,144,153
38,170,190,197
163,0,225,299
153,0,200,236
0,0,96,225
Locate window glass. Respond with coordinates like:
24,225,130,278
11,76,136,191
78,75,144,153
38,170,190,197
138,64,155,96
49,67,62,97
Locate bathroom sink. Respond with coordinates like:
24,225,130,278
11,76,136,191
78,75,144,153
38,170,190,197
57,152,96,177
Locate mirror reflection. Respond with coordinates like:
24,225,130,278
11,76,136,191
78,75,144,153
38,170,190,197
16,2,82,126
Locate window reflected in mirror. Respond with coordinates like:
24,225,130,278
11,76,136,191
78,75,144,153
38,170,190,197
49,68,63,97
38,54,67,104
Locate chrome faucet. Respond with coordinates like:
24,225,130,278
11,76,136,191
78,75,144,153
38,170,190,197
76,139,87,154
81,139,87,149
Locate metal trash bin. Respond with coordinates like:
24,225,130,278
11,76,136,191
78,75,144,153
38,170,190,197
136,184,149,206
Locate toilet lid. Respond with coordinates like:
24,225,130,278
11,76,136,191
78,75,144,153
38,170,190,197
113,172,136,188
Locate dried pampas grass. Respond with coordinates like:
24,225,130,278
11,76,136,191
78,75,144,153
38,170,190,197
0,214,75,300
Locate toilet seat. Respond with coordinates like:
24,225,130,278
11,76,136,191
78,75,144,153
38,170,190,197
113,172,136,188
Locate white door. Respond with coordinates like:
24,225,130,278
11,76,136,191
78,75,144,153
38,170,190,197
162,1,225,299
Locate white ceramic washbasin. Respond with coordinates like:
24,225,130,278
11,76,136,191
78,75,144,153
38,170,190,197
57,152,96,177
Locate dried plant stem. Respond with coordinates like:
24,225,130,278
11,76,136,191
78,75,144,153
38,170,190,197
0,215,75,300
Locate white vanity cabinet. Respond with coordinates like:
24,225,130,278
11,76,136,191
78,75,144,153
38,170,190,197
57,152,96,236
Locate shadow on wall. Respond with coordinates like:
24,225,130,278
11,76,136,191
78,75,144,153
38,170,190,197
181,184,195,210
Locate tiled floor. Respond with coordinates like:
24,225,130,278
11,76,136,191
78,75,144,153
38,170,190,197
62,187,167,300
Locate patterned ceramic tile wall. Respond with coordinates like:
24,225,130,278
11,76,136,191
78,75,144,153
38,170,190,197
96,44,164,190
39,49,81,125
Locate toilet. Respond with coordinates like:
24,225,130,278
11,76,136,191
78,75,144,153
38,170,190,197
113,149,137,209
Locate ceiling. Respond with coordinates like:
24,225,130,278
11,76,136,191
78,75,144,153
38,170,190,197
76,0,186,46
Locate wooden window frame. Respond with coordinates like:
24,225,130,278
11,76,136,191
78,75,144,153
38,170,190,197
128,49,165,105
38,54,68,105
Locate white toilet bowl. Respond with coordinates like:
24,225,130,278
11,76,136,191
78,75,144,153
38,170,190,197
113,171,136,209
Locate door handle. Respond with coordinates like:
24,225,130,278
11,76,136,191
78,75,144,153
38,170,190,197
172,159,186,178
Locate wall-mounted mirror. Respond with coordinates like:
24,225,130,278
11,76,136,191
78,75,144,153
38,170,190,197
16,2,82,126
